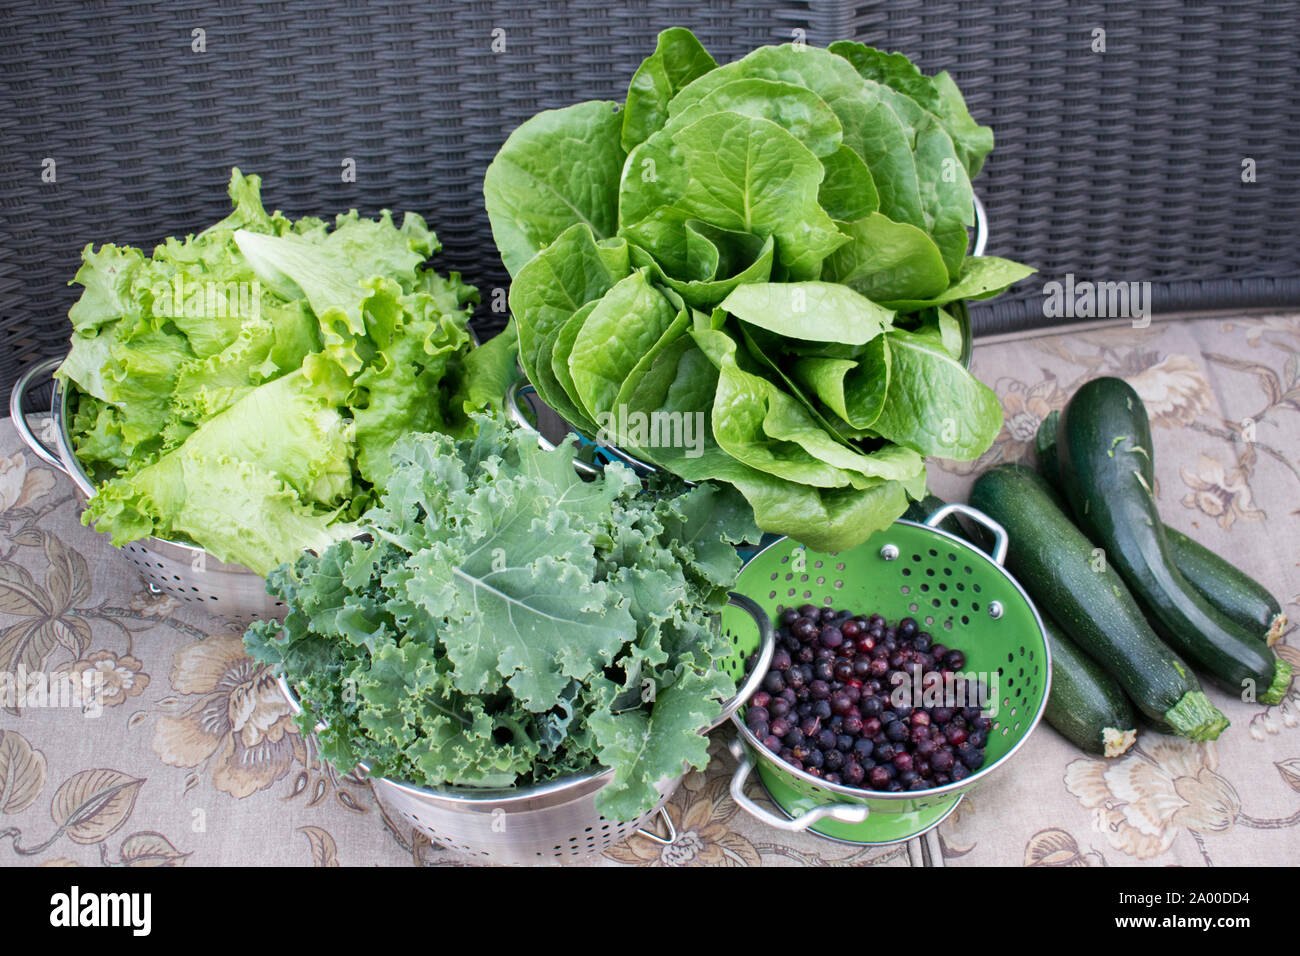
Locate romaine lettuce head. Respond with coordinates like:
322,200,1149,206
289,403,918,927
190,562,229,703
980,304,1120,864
485,29,1036,552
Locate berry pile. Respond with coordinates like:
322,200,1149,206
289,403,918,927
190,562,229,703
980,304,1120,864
743,605,989,792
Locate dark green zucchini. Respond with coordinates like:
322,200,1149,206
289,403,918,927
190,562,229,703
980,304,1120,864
902,494,969,539
1163,528,1287,648
1035,409,1064,495
1040,613,1138,756
1057,377,1292,704
1039,406,1286,648
970,464,1226,740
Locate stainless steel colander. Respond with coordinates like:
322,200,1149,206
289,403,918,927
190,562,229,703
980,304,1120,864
277,591,774,865
10,357,287,627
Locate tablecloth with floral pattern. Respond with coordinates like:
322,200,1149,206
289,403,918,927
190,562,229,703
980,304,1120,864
1,311,1297,867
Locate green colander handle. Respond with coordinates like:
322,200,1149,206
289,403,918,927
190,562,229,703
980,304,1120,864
726,738,871,831
924,502,1009,566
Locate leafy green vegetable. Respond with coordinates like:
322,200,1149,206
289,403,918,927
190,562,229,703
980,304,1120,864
245,416,760,820
60,169,516,575
870,329,1002,458
484,101,627,277
485,29,1034,553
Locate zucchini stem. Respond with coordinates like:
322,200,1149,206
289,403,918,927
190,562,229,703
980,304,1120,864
1261,658,1294,705
1163,691,1229,741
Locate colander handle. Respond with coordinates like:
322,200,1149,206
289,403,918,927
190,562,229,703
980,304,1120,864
708,592,776,731
276,674,372,777
924,502,1009,566
9,357,67,471
504,380,603,477
726,738,871,832
972,192,989,258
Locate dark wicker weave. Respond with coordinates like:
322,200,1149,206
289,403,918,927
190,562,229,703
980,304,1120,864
2,0,1298,401
836,0,1300,334
0,0,826,403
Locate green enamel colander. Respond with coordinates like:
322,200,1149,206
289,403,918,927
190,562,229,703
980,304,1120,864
719,503,1052,846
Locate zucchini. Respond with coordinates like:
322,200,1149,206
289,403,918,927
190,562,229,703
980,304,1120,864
1057,377,1292,704
1035,409,1064,495
902,494,967,538
969,463,1226,740
1040,613,1139,756
1039,406,1286,648
1163,528,1287,648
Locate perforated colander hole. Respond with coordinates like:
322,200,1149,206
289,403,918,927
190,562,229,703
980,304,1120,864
769,590,777,599
785,572,794,581
1019,645,1027,657
835,562,845,571
909,603,919,612
902,567,912,576
815,576,825,585
802,590,812,599
924,616,934,626
900,585,911,594
814,560,823,569
912,553,922,562
961,615,969,625
770,572,778,581
833,580,843,589
943,620,953,630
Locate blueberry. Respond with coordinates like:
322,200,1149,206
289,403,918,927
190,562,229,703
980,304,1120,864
868,766,892,789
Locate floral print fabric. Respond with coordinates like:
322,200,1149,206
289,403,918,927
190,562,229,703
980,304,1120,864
1,312,1296,866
